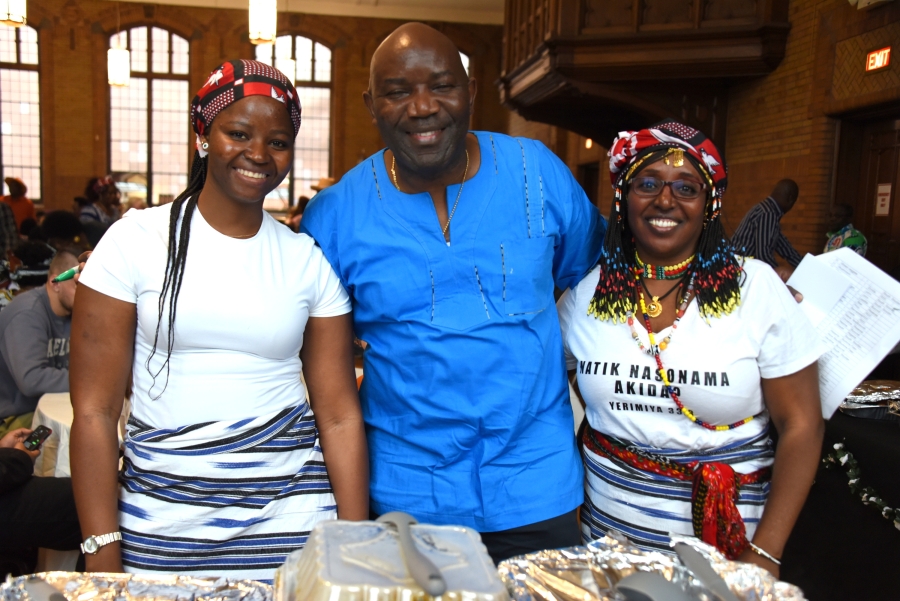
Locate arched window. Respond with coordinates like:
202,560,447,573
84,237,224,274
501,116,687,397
459,51,470,76
109,26,189,206
256,35,331,208
0,25,41,200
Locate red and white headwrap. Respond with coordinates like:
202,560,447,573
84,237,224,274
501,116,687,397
92,175,115,194
608,119,727,205
190,59,302,157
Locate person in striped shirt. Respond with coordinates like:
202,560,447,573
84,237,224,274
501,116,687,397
730,180,802,279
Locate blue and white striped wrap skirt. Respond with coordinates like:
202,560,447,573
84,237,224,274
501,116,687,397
580,428,773,554
118,401,336,582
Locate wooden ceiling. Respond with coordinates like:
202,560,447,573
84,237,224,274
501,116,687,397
116,0,504,25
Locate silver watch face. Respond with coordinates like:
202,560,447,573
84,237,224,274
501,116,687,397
83,536,99,554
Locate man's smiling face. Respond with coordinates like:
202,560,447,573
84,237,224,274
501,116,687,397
365,28,473,178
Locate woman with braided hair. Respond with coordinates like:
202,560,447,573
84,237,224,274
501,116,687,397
558,120,823,576
69,60,367,580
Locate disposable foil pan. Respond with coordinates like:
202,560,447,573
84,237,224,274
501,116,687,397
842,380,900,405
1,573,271,601
498,532,806,601
275,520,508,601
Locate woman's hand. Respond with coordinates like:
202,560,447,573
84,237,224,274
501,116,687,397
84,544,125,573
738,547,780,579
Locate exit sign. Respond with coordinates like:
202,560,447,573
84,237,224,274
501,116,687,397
866,47,891,71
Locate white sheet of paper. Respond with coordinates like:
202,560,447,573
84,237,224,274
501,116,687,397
786,253,852,327
789,249,900,418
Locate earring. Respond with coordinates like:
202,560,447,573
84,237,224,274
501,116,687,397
201,141,209,150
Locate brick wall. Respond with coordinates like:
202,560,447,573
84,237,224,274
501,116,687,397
723,0,836,260
28,0,506,211
506,0,900,264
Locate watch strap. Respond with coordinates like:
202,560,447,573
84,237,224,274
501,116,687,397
81,531,122,554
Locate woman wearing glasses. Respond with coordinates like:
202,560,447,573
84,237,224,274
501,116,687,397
558,121,823,576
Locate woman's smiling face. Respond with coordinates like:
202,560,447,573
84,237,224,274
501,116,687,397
201,95,294,205
626,157,708,265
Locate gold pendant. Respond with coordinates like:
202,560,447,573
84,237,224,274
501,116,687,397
647,297,663,318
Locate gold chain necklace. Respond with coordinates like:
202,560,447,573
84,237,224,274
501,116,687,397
391,149,470,236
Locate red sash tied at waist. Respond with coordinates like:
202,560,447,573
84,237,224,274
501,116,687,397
582,426,771,559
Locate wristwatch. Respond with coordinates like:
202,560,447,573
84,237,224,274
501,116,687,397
80,531,122,554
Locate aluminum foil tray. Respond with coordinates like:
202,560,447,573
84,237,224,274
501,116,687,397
498,532,806,601
843,380,900,405
275,520,508,601
1,573,272,601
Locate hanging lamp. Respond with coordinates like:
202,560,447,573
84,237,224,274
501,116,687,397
107,3,130,87
0,0,26,27
249,0,277,45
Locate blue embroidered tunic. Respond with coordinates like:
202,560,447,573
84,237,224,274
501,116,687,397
301,132,605,531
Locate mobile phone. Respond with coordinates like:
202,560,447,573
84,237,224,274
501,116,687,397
23,426,52,451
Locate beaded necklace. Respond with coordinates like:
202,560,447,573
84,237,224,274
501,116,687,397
635,253,694,280
632,271,756,431
626,274,692,354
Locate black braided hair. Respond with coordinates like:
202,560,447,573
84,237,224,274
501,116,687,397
145,150,207,398
588,148,744,323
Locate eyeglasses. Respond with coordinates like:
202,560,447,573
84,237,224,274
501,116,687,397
628,177,707,200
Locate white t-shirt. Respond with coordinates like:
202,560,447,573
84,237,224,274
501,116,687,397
80,204,351,429
559,258,820,471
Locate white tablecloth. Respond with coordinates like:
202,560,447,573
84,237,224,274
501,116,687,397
30,392,128,478
31,392,74,477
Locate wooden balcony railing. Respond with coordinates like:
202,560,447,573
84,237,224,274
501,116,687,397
502,0,789,79
498,0,790,149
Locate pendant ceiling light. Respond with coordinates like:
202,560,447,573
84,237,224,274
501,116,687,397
0,0,26,27
249,0,277,45
107,3,130,87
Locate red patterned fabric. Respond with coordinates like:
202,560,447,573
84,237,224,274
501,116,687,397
583,426,770,559
607,120,727,201
92,175,115,194
190,59,302,143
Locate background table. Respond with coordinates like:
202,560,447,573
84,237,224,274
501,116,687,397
31,392,74,477
29,393,77,570
782,411,900,601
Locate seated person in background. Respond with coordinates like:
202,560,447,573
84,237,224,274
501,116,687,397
287,196,310,232
18,217,38,239
0,203,16,254
125,197,147,212
79,176,122,226
0,428,82,560
27,210,91,253
1,240,56,311
0,250,78,436
2,177,35,230
823,203,866,256
559,121,823,577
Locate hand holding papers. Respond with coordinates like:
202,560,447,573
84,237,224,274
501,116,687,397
787,249,900,418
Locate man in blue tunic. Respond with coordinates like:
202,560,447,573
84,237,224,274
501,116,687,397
301,22,604,562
